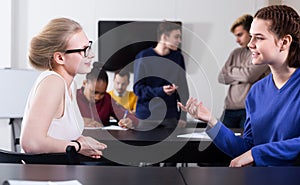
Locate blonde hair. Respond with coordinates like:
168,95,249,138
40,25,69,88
28,18,82,70
230,14,253,33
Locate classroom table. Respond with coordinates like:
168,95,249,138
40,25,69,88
1,164,300,185
0,164,185,185
82,127,241,166
179,166,300,185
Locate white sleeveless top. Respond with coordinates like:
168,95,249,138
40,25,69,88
21,71,84,141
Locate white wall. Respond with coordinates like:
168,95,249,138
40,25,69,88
1,0,299,150
11,0,261,115
0,0,11,68
0,0,12,150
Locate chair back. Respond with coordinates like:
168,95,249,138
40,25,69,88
0,146,79,165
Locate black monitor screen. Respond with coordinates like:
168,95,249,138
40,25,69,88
97,21,181,72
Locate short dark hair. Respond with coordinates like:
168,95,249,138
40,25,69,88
115,70,130,81
157,21,181,41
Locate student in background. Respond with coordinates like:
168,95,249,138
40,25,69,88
77,62,137,128
179,5,300,167
218,14,270,128
134,21,189,129
108,70,138,112
20,18,107,158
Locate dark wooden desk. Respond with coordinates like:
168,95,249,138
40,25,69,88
179,167,300,185
82,127,239,165
2,164,299,185
0,164,185,185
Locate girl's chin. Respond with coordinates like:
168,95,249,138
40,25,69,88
251,59,262,65
77,67,92,74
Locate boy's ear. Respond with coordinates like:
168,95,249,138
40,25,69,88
162,33,168,41
280,34,292,51
159,33,167,42
52,52,65,65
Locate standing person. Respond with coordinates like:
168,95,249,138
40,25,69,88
20,18,107,158
219,14,270,128
134,21,189,129
108,70,138,112
179,5,300,166
77,62,137,128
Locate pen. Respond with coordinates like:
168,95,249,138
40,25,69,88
123,110,128,119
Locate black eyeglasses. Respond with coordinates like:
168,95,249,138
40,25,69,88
63,41,92,57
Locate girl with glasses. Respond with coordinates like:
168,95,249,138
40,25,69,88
20,18,107,159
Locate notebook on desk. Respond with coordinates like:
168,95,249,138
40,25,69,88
102,125,128,131
177,131,241,139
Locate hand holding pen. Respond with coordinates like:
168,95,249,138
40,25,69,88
118,110,133,129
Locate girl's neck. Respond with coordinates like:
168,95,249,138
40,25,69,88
53,68,74,88
270,64,296,89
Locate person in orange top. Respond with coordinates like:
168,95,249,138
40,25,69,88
108,70,137,112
